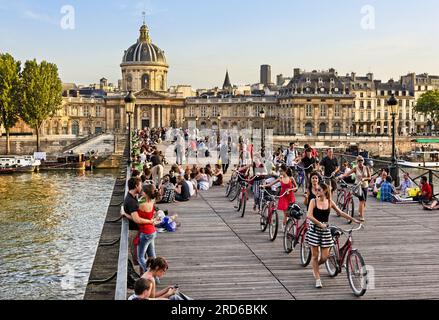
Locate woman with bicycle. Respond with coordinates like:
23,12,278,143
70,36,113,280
252,154,268,212
307,183,360,289
337,156,371,223
261,164,298,231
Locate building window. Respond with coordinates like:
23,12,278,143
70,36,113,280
306,105,313,117
201,106,207,117
84,106,90,117
360,101,364,109
320,105,327,117
377,99,381,107
96,106,102,117
115,106,120,114
189,106,195,117
212,106,219,117
368,112,372,121
71,106,78,117
367,101,372,109
141,74,149,89
377,111,381,119
334,105,341,118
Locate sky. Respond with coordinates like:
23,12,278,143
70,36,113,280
0,0,438,89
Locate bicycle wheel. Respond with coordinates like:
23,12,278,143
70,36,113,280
228,183,239,201
268,210,279,242
347,250,368,297
283,219,296,254
225,181,233,197
240,192,247,218
337,192,346,211
325,245,340,277
260,204,269,232
236,189,243,212
299,232,312,267
347,197,355,223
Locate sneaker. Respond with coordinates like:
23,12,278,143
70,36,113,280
315,279,323,289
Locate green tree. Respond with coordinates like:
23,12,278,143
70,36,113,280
19,59,62,151
414,90,439,127
0,53,21,154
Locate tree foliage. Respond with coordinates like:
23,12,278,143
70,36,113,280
414,90,439,123
19,59,62,151
0,53,21,154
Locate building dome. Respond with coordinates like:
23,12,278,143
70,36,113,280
122,24,167,66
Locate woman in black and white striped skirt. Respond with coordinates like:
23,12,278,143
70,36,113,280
306,182,360,289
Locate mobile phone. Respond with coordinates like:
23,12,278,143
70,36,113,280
174,284,179,289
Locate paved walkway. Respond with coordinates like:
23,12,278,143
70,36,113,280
155,185,439,300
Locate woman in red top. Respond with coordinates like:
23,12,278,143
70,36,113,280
262,164,298,231
133,184,159,274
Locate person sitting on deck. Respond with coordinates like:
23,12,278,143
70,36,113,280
128,278,153,300
196,168,210,191
413,176,433,204
142,257,184,300
396,173,414,196
373,169,388,197
379,176,396,203
174,175,190,202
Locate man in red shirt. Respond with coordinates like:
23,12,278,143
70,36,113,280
414,176,433,203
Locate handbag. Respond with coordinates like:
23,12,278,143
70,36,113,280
353,184,364,198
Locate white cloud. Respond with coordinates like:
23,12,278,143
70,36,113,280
24,10,58,25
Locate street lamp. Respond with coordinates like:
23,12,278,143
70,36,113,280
427,119,433,136
125,91,136,165
260,109,266,158
387,94,399,185
217,115,222,145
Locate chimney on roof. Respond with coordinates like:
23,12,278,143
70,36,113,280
351,72,356,81
293,68,301,77
367,73,374,81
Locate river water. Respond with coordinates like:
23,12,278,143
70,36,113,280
0,170,118,300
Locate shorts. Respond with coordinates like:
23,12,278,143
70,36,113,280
357,188,369,202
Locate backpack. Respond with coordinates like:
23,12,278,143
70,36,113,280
205,150,210,157
162,184,175,203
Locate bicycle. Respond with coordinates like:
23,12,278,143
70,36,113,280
335,181,362,222
283,204,312,267
234,175,255,218
259,187,290,242
225,170,238,198
325,224,368,297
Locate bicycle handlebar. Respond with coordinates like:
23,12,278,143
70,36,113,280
331,224,364,235
259,187,291,199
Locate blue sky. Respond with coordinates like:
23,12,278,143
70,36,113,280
0,0,438,89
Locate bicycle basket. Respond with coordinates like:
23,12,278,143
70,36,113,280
287,204,303,220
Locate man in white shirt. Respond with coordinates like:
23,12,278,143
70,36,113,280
283,142,299,168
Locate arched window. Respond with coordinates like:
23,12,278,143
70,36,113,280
319,123,327,134
305,123,313,136
141,74,149,89
72,121,80,136
127,74,133,91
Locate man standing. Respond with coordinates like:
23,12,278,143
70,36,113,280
123,177,143,265
220,140,230,174
301,148,317,188
320,148,340,193
283,142,299,169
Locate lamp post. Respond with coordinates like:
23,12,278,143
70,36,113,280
427,119,433,136
125,91,136,165
260,108,266,158
387,94,399,185
217,115,222,145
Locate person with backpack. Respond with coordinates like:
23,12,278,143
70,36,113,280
338,156,371,222
283,142,299,169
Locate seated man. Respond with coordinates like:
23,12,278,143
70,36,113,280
413,176,433,204
380,176,396,203
128,278,153,300
396,173,413,196
373,169,388,197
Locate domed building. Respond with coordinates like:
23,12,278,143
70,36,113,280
121,23,169,92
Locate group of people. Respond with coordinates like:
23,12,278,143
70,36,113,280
123,128,197,301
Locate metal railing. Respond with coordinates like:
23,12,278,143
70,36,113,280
114,133,132,300
335,153,439,198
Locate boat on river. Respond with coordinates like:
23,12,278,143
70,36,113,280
39,153,86,171
0,155,41,174
398,150,439,168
